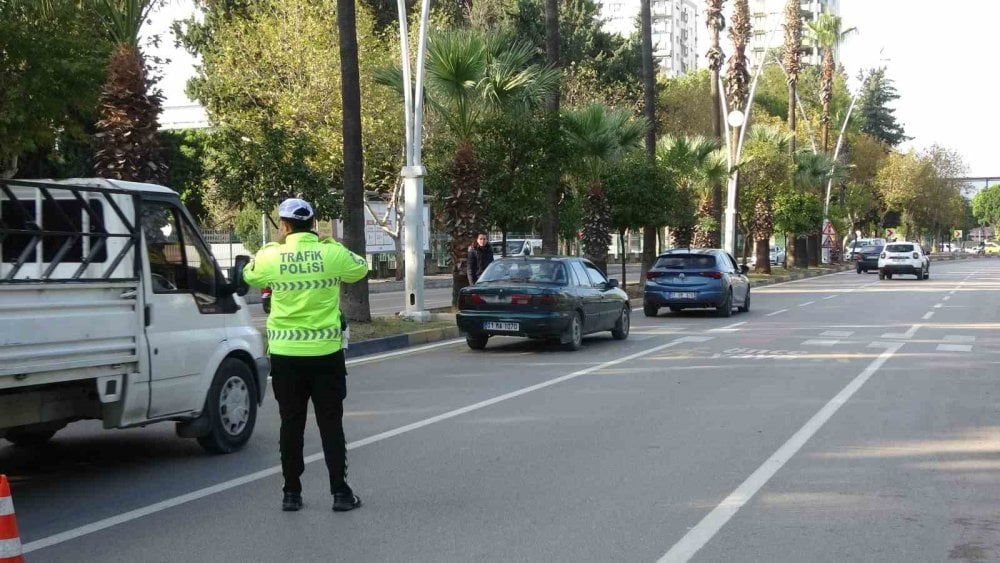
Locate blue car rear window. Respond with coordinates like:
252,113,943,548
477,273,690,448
654,254,716,269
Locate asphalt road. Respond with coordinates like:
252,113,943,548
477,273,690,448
5,259,1000,562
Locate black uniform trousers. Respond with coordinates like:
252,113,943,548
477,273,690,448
270,351,349,495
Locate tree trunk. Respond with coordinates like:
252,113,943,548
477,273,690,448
754,238,771,274
794,236,808,268
393,234,404,280
640,0,658,279
501,230,508,257
541,0,561,255
337,0,371,321
788,81,797,156
808,234,819,266
620,229,628,288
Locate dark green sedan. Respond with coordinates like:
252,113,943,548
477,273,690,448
456,257,631,351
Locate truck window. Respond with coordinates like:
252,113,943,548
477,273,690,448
1,199,108,263
142,202,222,312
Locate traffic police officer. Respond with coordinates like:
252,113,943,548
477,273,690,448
243,198,369,512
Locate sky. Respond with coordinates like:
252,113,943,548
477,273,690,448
148,0,998,178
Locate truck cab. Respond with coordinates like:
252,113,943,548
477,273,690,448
0,179,268,453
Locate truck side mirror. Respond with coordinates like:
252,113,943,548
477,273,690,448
231,255,252,296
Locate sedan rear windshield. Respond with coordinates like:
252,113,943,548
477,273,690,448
886,244,914,252
861,246,883,253
654,254,717,269
477,259,568,284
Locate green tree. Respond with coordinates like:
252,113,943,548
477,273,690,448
972,185,1000,233
857,67,909,147
782,0,802,156
658,69,714,138
705,0,727,236
380,29,559,304
160,129,210,222
605,153,673,286
739,125,793,273
805,11,856,151
562,104,646,273
0,2,109,177
655,134,727,248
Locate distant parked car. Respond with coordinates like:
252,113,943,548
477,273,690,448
643,249,750,318
456,257,630,351
747,246,785,267
847,238,887,260
490,238,542,259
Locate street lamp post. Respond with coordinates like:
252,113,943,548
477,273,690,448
820,90,860,264
396,0,432,321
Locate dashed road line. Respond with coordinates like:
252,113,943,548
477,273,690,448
709,321,747,333
822,295,837,300
933,303,943,309
802,339,839,346
821,331,854,338
765,309,788,317
798,301,816,307
922,312,934,320
937,344,973,352
882,324,921,340
943,335,976,343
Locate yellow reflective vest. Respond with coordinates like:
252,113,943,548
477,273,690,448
244,232,369,356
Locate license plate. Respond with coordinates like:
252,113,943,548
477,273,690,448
669,292,697,299
485,321,519,332
891,257,905,261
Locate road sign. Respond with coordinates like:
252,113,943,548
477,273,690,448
885,228,895,239
954,230,963,239
821,235,833,248
822,222,836,235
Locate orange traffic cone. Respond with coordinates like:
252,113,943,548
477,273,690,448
0,475,23,563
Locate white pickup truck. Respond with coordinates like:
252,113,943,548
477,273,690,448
0,178,268,453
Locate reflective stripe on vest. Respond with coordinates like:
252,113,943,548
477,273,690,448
266,327,342,342
269,278,341,291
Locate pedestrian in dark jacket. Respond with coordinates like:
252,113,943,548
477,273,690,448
467,231,493,284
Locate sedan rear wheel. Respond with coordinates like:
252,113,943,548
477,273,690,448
562,313,583,351
611,307,630,340
466,333,489,350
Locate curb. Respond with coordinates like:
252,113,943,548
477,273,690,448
345,325,460,359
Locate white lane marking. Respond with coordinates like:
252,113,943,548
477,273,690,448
944,335,976,343
822,295,837,300
657,341,904,563
922,312,935,320
23,335,711,554
346,338,464,367
798,301,816,307
881,324,921,340
950,290,957,295
765,309,788,317
710,322,746,333
937,344,973,352
867,341,892,348
0,538,23,559
820,331,853,338
802,339,838,346
942,295,951,301
933,303,943,309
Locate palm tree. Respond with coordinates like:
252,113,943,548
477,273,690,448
90,0,167,183
542,0,561,256
656,135,728,248
337,0,370,321
379,30,559,305
562,104,647,273
725,0,751,115
705,0,726,243
640,0,658,274
783,0,802,156
794,150,849,265
743,125,792,274
807,12,857,151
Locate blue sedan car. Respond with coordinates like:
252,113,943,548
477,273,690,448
643,249,750,318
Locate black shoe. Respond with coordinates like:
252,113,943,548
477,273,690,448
282,492,303,512
333,492,362,512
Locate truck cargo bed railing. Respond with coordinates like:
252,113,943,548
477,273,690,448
0,180,140,282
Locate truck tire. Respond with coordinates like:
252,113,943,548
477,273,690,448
197,358,258,454
4,427,57,447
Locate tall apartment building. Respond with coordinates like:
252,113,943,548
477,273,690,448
597,0,699,78
749,0,841,68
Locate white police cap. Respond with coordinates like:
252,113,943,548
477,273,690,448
278,198,315,221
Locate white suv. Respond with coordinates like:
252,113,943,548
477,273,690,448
878,242,929,280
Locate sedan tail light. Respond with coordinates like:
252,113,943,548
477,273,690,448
532,294,559,307
461,293,487,308
699,271,724,279
645,271,659,280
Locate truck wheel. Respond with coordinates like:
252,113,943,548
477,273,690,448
4,427,57,447
197,358,258,454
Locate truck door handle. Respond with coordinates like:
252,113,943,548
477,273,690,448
120,289,137,299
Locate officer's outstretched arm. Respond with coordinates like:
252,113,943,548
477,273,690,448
332,246,370,283
243,244,277,288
